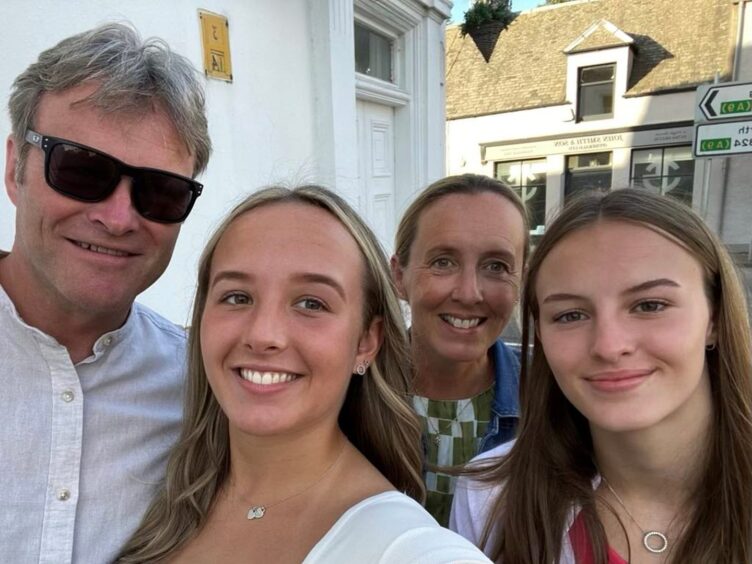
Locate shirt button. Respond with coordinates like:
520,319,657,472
61,390,74,403
57,489,71,501
103,336,113,346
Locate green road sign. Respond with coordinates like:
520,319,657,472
721,100,752,115
699,83,752,121
695,120,752,157
699,138,731,152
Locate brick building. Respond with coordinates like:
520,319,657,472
446,0,752,251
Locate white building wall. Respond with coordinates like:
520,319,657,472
0,0,449,324
448,92,697,235
447,88,695,174
0,0,317,326
310,0,360,204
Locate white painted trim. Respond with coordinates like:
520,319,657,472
415,0,452,19
354,0,421,33
565,46,632,122
354,0,446,218
354,12,401,40
563,18,634,53
356,73,410,106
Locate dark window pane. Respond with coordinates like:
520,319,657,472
633,176,662,194
672,160,694,177
578,64,615,120
630,146,694,202
632,149,661,181
354,23,392,82
565,170,612,200
522,185,546,232
567,152,611,169
581,64,615,83
566,152,612,200
494,158,547,233
664,176,693,204
580,84,613,117
496,161,517,185
663,146,693,177
632,163,657,181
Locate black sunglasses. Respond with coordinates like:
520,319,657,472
25,129,203,224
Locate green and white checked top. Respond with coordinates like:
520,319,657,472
412,387,493,527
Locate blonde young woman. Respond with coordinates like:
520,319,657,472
391,174,529,526
118,186,490,563
451,189,752,563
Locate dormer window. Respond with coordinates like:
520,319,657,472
577,63,615,121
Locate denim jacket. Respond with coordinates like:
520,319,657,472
476,339,520,453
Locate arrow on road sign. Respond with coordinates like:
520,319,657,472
699,83,752,121
702,90,717,118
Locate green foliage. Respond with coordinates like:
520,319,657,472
460,0,516,36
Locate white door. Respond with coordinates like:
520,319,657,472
356,99,396,255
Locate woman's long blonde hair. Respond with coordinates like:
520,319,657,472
118,185,424,562
467,188,752,563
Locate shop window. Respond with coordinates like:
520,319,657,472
631,146,694,205
495,158,547,235
577,64,615,121
565,152,612,200
354,23,393,82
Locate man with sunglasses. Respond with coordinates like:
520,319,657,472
0,24,211,564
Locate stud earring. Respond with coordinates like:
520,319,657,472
705,342,717,351
355,361,369,375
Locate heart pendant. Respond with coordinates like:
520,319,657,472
247,505,266,520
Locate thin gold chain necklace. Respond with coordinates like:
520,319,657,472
245,441,347,520
601,476,671,555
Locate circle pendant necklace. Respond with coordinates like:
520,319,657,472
246,441,346,521
602,477,670,554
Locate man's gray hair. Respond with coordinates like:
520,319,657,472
9,22,211,182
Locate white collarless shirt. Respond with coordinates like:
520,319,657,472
0,284,186,564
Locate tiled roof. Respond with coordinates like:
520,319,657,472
446,0,734,119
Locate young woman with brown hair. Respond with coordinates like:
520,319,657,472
451,189,752,563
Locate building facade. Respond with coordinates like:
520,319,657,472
446,0,752,248
0,0,451,323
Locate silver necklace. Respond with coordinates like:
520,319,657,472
601,477,669,554
425,397,475,446
246,441,347,521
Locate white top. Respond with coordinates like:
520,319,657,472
0,284,186,564
304,491,492,563
450,442,579,563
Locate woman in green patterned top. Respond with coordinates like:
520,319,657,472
391,174,529,525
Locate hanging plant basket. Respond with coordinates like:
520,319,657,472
460,1,514,63
467,20,506,63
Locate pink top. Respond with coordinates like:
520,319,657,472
568,512,628,564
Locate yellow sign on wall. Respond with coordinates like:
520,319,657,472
199,10,232,82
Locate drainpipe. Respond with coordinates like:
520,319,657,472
731,1,748,243
733,0,746,81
